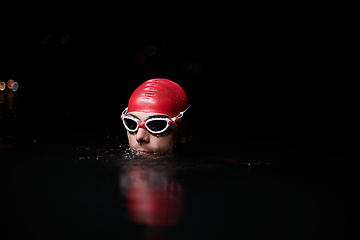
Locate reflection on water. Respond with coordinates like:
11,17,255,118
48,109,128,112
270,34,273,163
0,87,18,146
4,142,356,240
6,89,15,112
119,156,183,227
0,86,18,115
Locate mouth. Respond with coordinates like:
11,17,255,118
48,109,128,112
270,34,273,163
137,151,153,155
133,149,155,155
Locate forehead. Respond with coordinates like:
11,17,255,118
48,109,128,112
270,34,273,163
127,111,170,121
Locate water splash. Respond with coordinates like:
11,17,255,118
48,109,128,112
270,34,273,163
72,139,270,172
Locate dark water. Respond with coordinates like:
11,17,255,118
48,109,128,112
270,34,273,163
1,88,359,239
2,20,358,239
3,141,359,240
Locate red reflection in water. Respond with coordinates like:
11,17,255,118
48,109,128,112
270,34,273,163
120,167,183,226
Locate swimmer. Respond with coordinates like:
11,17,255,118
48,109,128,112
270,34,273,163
121,78,189,154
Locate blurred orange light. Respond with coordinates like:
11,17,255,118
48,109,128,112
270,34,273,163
43,34,52,44
144,44,157,56
0,82,5,91
191,61,203,74
7,79,14,89
61,34,71,45
178,61,192,72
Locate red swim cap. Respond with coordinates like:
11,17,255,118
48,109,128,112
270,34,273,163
128,78,189,117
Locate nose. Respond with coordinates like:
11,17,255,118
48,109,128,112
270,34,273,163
135,127,150,145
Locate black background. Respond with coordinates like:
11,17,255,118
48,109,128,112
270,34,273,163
1,6,357,162
1,6,359,240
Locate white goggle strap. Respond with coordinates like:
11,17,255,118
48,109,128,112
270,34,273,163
168,106,190,125
121,107,128,121
179,106,190,118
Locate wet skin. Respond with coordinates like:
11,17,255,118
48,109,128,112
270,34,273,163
126,112,178,154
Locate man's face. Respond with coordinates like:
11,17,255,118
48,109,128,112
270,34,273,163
126,112,178,154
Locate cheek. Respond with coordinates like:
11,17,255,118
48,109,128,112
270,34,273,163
127,132,136,146
154,130,177,152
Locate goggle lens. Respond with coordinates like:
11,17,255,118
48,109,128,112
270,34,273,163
124,118,138,131
146,120,168,132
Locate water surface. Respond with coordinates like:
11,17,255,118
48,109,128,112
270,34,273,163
3,142,359,240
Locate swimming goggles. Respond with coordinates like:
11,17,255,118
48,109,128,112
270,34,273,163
121,106,189,134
